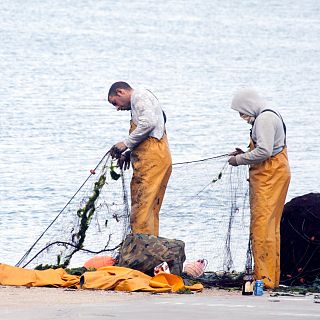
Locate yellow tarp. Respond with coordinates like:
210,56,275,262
0,264,203,293
0,263,79,287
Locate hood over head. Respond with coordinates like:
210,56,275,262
231,88,267,117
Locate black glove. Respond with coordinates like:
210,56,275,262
110,146,121,159
117,151,131,170
228,148,245,156
109,142,127,159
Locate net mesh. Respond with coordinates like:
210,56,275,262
16,153,250,275
16,154,131,268
162,156,250,272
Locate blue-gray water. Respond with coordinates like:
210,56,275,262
1,0,320,268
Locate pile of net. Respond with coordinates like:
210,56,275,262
280,192,320,287
182,271,244,288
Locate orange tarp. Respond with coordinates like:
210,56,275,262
0,263,79,287
0,264,203,293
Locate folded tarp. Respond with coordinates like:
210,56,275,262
0,264,203,293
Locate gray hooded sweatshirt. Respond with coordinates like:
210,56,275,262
231,89,286,165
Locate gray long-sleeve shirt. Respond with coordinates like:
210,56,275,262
124,88,165,150
236,111,286,165
231,89,286,165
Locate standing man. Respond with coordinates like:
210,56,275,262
228,88,291,289
107,81,172,237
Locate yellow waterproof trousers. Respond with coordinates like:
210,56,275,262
249,147,290,288
129,122,172,236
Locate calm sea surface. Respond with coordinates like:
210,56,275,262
1,0,319,269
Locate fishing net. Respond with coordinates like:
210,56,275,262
16,152,251,283
280,193,320,286
16,153,131,269
161,156,250,273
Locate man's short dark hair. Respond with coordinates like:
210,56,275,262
108,81,132,97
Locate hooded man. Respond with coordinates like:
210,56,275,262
107,81,172,237
228,88,291,289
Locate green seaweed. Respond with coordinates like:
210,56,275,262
35,264,59,270
110,162,121,180
34,265,92,276
63,173,108,267
35,160,122,269
65,267,89,276
212,171,223,183
176,288,193,294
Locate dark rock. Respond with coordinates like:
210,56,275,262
118,233,186,276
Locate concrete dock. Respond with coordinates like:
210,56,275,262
1,286,319,320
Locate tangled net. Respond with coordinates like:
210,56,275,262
280,193,320,287
16,151,251,287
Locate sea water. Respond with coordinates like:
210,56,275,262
0,0,319,268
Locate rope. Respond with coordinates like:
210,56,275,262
22,241,121,268
173,153,229,166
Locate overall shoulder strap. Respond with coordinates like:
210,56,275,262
146,89,167,124
261,109,287,145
